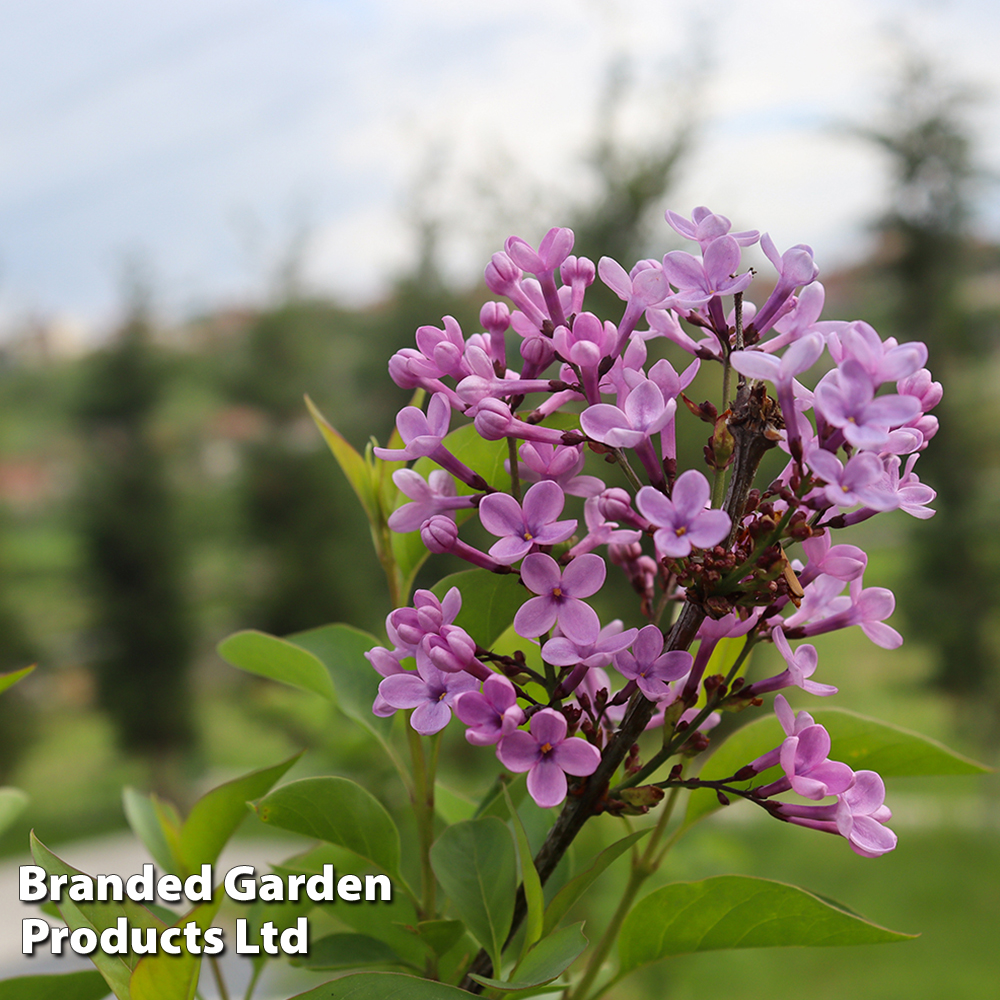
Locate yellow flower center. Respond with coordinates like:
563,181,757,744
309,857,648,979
540,742,553,754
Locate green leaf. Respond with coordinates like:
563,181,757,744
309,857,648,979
217,629,335,701
289,972,480,1000
121,789,179,873
306,394,378,522
502,785,544,956
475,773,528,821
287,623,394,741
542,828,650,936
178,751,303,875
431,570,527,649
30,834,168,1000
253,776,407,889
287,973,476,999
429,817,516,977
685,707,991,827
129,893,223,1000
435,783,477,825
808,707,991,776
0,787,28,837
471,922,589,991
0,663,34,696
411,919,466,958
618,875,915,975
289,932,404,970
0,970,110,1000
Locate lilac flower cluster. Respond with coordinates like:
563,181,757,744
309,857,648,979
365,207,938,855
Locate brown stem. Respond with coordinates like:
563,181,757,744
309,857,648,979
458,382,779,993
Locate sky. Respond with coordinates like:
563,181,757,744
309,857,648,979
2,0,999,338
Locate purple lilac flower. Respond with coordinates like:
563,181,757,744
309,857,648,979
805,449,896,511
775,770,897,857
813,361,921,451
377,659,478,735
636,471,731,559
514,552,606,642
612,624,693,701
750,695,854,800
665,207,760,251
784,576,902,649
660,235,755,309
543,620,638,671
510,442,605,498
478,480,577,565
581,377,676,449
453,674,525,746
743,627,837,698
829,321,928,384
750,234,820,335
568,496,643,557
388,469,477,533
799,529,867,584
497,708,601,808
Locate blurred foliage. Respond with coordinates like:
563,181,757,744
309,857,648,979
855,56,1000,707
73,299,197,771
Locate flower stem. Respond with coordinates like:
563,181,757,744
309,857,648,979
407,723,438,920
565,788,681,1000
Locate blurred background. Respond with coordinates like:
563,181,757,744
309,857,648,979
1,0,999,996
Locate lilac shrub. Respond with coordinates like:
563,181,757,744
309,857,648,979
18,210,987,1000
369,208,937,846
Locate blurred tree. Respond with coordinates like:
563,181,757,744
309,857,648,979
858,56,998,701
75,286,196,783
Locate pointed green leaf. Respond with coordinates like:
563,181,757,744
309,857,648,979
503,785,544,956
0,787,28,837
411,919,466,958
431,569,527,649
121,789,178,873
217,629,335,701
306,394,378,522
289,932,404,971
471,922,588,991
435,783,477,825
0,664,34,696
475,772,528,821
275,846,428,966
30,834,168,1000
429,817,516,977
543,828,650,936
178,751,303,875
253,776,407,889
287,623,394,741
287,973,475,999
0,970,111,1000
618,875,915,975
685,707,991,827
129,893,223,1000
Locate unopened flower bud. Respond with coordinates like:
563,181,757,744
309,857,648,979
484,252,522,296
473,398,514,441
421,514,459,554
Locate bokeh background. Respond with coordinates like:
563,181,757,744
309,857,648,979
1,1,998,997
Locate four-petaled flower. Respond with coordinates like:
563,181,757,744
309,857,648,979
612,624,693,701
478,480,577,564
497,708,601,808
636,471,731,558
514,552,606,642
